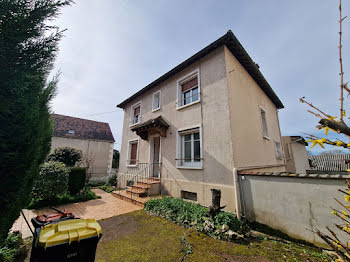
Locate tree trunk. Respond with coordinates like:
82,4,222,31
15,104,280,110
319,118,350,137
208,189,226,219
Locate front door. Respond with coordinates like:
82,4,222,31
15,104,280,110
152,137,160,177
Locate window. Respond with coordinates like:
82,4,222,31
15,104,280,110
127,140,139,166
67,130,75,134
130,102,141,126
274,141,283,160
152,90,161,111
260,108,269,138
181,190,197,201
284,143,291,160
176,127,203,169
177,69,200,109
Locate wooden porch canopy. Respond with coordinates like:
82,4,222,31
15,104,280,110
131,116,169,140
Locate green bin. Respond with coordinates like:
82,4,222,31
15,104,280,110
30,218,102,262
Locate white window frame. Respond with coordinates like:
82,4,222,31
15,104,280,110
152,90,161,112
176,69,201,110
176,125,203,169
274,140,283,160
130,101,142,127
126,138,140,167
259,106,269,139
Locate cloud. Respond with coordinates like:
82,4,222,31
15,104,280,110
50,0,350,153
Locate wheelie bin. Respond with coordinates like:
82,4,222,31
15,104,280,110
30,218,102,262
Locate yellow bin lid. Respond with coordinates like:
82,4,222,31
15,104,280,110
38,218,102,248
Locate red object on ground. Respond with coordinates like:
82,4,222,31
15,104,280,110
36,210,73,223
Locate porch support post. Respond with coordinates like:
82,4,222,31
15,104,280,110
233,168,242,220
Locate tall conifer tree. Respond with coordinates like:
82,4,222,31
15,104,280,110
0,0,72,241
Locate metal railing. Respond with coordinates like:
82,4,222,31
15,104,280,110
117,162,161,190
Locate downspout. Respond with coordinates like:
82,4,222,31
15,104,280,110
233,168,242,220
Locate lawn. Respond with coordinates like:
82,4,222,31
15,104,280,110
95,210,332,262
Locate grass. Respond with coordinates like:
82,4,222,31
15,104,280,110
27,187,100,209
95,210,333,262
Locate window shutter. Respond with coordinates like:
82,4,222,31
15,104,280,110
134,106,140,115
181,77,198,92
130,143,138,164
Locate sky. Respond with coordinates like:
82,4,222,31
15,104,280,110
50,0,350,153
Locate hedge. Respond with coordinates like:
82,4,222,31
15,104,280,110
68,167,86,195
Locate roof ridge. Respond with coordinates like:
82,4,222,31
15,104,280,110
51,113,109,125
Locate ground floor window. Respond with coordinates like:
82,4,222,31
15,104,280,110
127,139,139,166
176,126,203,169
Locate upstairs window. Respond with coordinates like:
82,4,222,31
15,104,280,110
260,107,269,138
152,90,161,111
274,141,283,160
177,70,200,109
130,102,141,126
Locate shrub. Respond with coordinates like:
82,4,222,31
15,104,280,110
98,185,115,193
145,197,249,238
47,147,82,167
68,167,86,195
32,161,69,201
145,197,209,226
28,187,100,209
0,232,25,262
108,174,118,186
215,211,249,234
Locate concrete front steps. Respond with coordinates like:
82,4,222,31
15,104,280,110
112,178,161,207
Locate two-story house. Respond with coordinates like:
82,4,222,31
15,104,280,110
116,30,285,212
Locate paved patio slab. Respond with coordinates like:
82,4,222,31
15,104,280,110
11,189,142,238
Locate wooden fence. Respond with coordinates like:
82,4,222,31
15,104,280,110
309,154,350,171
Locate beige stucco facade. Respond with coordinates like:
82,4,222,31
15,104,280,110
118,45,285,212
51,136,114,182
282,136,310,174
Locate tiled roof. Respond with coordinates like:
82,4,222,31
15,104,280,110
117,30,283,109
238,171,350,179
51,114,115,142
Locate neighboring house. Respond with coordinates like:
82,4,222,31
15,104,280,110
309,154,350,172
51,114,115,182
281,136,310,174
116,30,286,212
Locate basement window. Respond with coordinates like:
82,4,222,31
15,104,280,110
181,190,197,201
68,130,75,134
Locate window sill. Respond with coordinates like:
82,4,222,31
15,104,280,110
126,164,138,167
129,122,140,128
176,100,200,110
176,165,203,170
262,136,270,140
152,107,160,113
